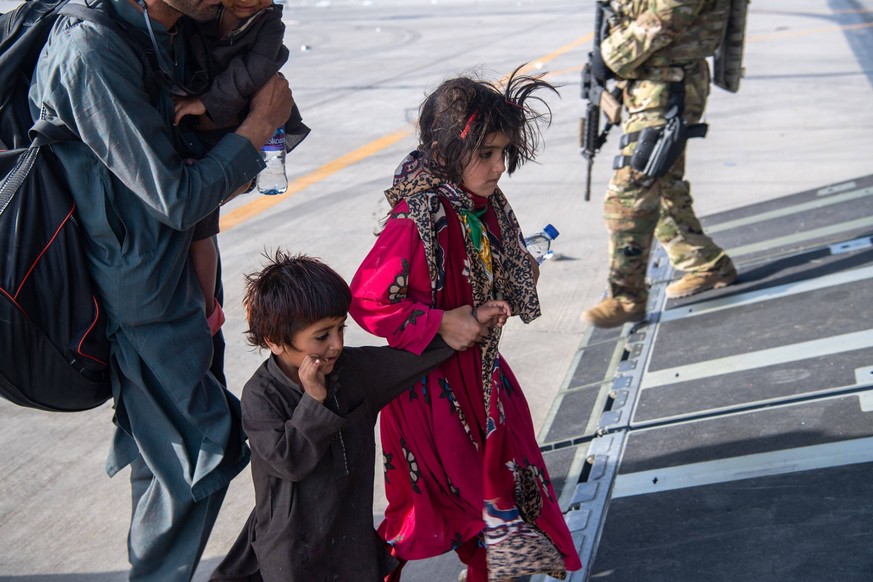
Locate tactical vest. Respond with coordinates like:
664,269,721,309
605,0,733,80
649,0,727,60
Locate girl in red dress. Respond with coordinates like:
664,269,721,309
350,67,581,581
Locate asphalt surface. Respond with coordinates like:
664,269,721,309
1,0,871,580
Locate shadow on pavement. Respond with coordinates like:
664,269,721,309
0,557,225,582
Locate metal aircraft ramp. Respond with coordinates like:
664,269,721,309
538,174,873,582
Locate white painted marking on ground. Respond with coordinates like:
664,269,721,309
728,217,873,257
661,264,873,322
707,187,873,234
612,436,873,498
641,329,873,389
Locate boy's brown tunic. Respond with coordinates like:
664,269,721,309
210,340,451,582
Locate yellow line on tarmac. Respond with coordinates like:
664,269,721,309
512,33,593,79
220,32,594,232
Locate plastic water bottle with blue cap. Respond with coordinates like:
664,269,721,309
525,224,560,264
257,127,288,195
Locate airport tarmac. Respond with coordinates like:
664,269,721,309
1,0,871,580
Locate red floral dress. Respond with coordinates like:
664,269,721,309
350,152,581,581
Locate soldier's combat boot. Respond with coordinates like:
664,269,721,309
582,297,646,328
666,256,737,299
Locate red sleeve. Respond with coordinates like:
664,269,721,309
350,203,443,355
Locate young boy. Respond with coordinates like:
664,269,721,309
178,0,311,336
209,251,509,581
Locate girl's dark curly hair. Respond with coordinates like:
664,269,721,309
417,65,559,185
243,249,351,350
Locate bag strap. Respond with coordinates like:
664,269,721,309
0,111,70,217
28,0,151,147
30,117,77,147
59,1,117,31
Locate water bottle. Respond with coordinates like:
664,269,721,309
525,224,560,264
257,127,288,195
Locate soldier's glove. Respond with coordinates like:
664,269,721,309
591,51,614,83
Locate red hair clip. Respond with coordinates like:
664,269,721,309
460,111,478,139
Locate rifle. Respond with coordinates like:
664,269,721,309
581,0,622,201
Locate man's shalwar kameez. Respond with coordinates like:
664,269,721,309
30,1,262,579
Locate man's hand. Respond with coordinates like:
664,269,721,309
236,74,295,151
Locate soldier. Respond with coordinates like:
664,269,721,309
582,0,738,328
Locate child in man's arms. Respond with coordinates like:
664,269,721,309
177,0,310,336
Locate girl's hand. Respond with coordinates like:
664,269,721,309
472,300,512,328
437,301,511,351
298,355,328,404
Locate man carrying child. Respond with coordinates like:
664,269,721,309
29,0,292,579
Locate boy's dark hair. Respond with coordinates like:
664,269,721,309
417,65,559,185
243,250,351,350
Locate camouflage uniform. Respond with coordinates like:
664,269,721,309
600,0,731,303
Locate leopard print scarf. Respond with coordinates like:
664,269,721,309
384,151,541,322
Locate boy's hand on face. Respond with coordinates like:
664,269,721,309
298,355,328,404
